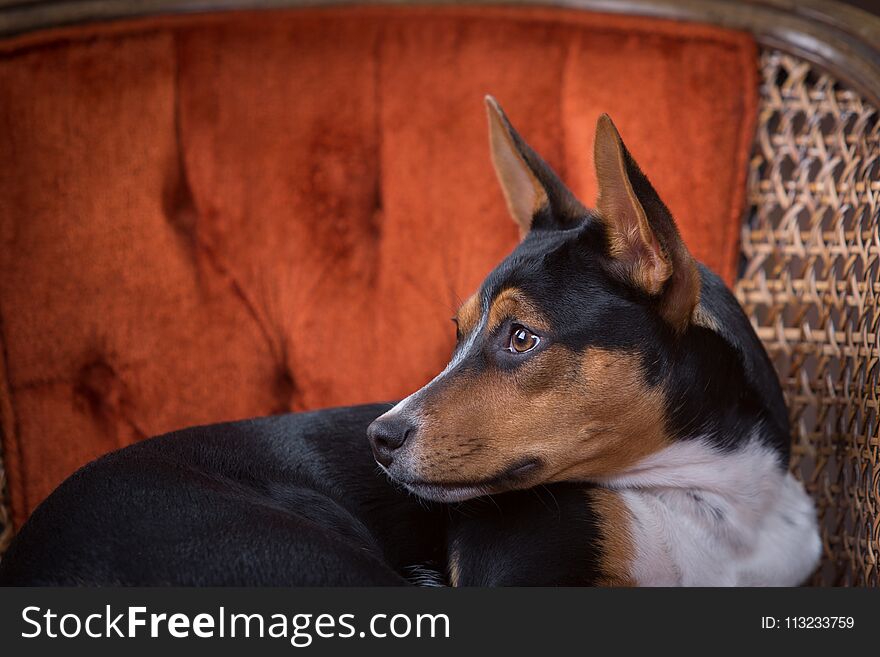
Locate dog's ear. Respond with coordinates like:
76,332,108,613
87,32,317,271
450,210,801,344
593,114,699,332
485,96,585,237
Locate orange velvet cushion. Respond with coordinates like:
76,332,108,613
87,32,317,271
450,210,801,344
0,6,757,527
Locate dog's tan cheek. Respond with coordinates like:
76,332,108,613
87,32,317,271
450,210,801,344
412,351,574,480
412,347,670,483
458,348,587,475
548,348,670,479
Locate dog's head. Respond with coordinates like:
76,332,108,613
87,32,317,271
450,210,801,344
367,97,783,502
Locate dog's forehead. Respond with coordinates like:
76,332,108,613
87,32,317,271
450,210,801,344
484,223,607,303
453,228,590,337
484,230,573,294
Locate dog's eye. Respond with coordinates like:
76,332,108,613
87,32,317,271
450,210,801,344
508,325,540,353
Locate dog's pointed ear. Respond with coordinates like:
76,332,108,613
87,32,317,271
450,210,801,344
486,96,585,237
593,114,699,332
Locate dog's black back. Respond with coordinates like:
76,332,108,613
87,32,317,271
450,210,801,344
0,404,447,586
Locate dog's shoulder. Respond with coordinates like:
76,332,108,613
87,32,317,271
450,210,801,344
447,483,635,587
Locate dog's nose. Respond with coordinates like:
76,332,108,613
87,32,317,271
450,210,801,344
367,415,414,467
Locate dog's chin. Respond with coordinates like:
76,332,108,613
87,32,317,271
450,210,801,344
400,481,491,503
380,458,543,503
377,466,491,502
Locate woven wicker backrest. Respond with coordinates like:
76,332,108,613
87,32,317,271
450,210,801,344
1,37,879,585
736,50,880,586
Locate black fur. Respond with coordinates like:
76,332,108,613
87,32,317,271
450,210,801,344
448,484,606,586
0,404,613,586
0,405,446,586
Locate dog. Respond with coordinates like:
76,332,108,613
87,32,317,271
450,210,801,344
366,97,821,586
0,98,820,586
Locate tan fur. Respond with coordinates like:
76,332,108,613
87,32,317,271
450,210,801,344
455,293,482,336
486,96,548,237
589,488,636,586
662,257,701,331
411,342,669,487
594,117,671,296
486,288,550,334
593,114,699,332
548,348,669,479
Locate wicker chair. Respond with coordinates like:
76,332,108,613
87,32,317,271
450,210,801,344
0,0,878,586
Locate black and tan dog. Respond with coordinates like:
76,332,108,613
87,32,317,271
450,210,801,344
0,99,820,586
368,97,821,586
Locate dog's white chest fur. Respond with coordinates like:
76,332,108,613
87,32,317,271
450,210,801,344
602,436,821,586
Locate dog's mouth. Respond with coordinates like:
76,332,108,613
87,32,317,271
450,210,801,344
393,458,542,503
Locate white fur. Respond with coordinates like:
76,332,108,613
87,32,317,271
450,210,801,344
599,434,821,586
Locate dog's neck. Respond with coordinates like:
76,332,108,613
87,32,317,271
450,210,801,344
593,432,819,586
596,429,784,501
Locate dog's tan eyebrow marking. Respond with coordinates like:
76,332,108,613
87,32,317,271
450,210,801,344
455,293,482,336
486,287,549,333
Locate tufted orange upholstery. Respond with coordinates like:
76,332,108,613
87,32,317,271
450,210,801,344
0,6,757,528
